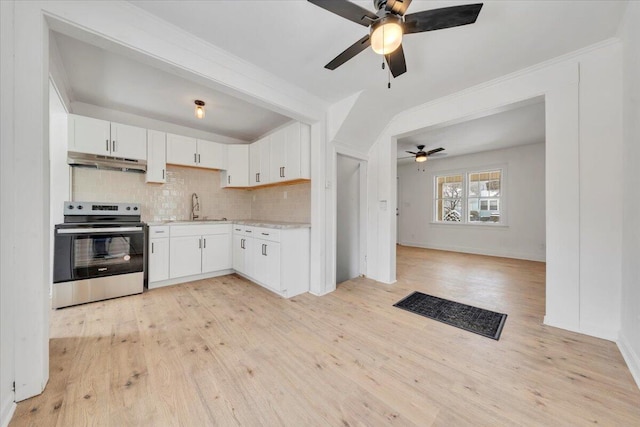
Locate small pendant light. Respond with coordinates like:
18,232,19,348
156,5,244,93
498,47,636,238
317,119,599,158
194,100,205,119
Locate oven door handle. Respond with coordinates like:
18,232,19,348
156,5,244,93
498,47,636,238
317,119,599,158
57,227,144,234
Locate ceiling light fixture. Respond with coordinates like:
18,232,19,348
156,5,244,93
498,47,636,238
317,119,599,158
370,15,403,55
415,152,427,163
194,100,205,119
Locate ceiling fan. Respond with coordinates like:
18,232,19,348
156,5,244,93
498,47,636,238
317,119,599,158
307,0,483,79
402,145,445,162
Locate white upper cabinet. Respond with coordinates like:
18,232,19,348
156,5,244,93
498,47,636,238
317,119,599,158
166,133,198,166
222,144,249,187
68,114,111,156
197,139,227,170
250,136,271,186
110,122,147,160
166,133,227,170
146,130,166,183
270,122,311,183
69,114,146,161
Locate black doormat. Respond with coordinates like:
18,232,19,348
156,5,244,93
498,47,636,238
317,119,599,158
393,291,507,340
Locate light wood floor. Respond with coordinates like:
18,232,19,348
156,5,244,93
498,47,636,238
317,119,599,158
11,246,640,426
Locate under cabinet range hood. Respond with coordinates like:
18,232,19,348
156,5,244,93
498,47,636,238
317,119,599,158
67,151,147,173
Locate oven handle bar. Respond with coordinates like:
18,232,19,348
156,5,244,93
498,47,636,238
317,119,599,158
57,227,144,234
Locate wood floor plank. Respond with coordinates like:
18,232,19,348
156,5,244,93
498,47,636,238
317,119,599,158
10,246,640,426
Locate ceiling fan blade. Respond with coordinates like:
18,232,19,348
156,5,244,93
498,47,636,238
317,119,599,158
405,151,418,155
307,0,379,27
385,0,412,16
325,35,371,70
426,147,445,156
385,44,407,78
404,3,483,35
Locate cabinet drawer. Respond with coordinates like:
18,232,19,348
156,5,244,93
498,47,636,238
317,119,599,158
253,227,280,242
170,224,231,237
149,226,170,237
241,226,255,237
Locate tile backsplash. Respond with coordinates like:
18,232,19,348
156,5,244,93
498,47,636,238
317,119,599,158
72,166,311,223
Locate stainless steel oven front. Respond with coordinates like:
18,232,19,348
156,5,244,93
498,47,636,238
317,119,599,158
52,202,145,308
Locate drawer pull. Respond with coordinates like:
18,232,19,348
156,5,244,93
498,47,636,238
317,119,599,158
261,233,269,236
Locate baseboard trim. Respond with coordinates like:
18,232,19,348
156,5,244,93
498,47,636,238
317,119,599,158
544,316,618,342
618,333,640,390
1,394,16,427
398,241,545,262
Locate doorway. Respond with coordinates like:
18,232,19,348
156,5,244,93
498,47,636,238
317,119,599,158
336,154,366,284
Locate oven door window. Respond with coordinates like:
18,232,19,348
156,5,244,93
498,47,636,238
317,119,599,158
73,233,144,279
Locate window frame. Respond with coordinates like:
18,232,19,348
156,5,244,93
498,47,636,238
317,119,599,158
432,166,507,226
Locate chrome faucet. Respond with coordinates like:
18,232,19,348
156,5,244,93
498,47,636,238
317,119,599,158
190,193,200,221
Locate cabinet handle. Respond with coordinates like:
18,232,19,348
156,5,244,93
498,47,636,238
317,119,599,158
262,244,267,256
162,169,165,180
112,140,117,152
257,172,260,183
246,230,252,233
198,154,201,164
240,238,245,249
203,238,206,249
194,153,197,164
235,228,241,231
261,232,269,236
155,230,165,234
282,166,285,178
199,238,202,249
151,242,154,253
228,175,231,184
280,166,284,178
106,139,109,152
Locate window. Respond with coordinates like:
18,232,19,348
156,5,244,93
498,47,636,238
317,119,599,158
434,169,503,224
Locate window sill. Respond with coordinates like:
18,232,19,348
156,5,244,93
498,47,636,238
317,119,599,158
429,221,509,229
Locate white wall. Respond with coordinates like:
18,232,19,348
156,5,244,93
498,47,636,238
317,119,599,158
49,81,69,289
398,143,545,261
0,1,17,424
619,0,640,388
336,155,360,283
367,40,623,341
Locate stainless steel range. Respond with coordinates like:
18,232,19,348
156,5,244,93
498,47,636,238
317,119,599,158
52,201,145,309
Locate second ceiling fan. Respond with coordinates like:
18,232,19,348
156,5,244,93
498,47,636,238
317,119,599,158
308,0,483,78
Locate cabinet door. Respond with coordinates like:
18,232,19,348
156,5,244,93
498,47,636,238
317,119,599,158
166,133,197,166
69,114,111,156
201,233,232,273
232,233,246,274
283,122,302,180
258,136,271,184
197,140,227,170
270,128,286,183
169,235,202,278
146,130,166,183
223,144,249,187
149,238,170,283
111,122,147,160
249,141,261,186
263,240,281,291
252,239,267,284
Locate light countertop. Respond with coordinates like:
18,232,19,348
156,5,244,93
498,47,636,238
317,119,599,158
147,220,310,229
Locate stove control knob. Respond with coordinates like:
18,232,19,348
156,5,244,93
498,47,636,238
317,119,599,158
68,205,74,210
77,205,83,210
133,207,138,211
126,206,131,211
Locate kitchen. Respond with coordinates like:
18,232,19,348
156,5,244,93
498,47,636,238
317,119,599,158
49,30,314,309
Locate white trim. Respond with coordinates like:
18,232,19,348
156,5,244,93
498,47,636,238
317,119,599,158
543,316,618,342
0,396,16,427
335,143,369,161
398,241,545,263
618,333,640,390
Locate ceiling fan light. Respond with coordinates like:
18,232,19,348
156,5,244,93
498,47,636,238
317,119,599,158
415,153,427,162
370,17,403,55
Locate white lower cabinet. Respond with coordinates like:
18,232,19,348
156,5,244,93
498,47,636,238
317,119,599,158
148,226,170,287
148,222,308,297
232,225,309,298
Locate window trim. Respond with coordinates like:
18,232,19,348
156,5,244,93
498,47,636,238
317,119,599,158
432,165,507,226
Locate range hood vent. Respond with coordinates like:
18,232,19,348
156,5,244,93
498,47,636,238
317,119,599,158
68,151,147,173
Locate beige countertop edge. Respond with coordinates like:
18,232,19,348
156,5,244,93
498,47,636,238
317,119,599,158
147,220,311,229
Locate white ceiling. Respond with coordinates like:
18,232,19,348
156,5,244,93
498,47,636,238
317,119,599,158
51,32,291,142
53,1,627,148
397,100,545,162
